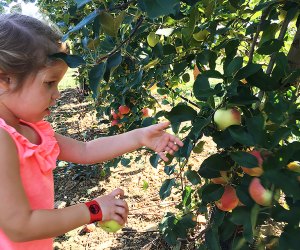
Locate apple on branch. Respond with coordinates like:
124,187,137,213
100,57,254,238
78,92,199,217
215,185,239,211
213,107,241,131
111,110,119,120
241,150,264,177
141,107,153,118
119,105,130,115
98,220,123,233
249,177,272,206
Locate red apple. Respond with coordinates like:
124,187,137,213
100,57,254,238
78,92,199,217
241,150,264,177
111,111,119,120
213,107,241,131
249,177,272,206
141,108,153,118
211,171,229,185
111,119,119,126
119,105,130,115
215,185,239,211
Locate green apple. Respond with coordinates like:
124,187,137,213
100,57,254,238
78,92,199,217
147,32,159,47
213,107,241,131
98,220,122,233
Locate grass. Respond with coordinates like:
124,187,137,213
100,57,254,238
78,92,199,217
59,68,77,90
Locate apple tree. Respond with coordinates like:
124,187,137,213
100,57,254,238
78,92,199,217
31,0,300,249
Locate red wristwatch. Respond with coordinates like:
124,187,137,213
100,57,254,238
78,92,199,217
85,200,102,223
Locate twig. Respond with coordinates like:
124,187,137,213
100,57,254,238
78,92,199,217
165,83,201,109
255,10,292,108
248,6,272,63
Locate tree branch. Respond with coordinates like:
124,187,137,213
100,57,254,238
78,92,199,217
164,83,201,109
255,11,292,108
248,6,272,63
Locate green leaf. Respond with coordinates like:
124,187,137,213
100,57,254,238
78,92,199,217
193,30,210,41
228,126,256,146
205,227,221,250
150,153,160,168
50,53,86,68
121,158,130,166
278,226,300,250
176,213,197,232
193,141,205,153
230,151,259,168
164,165,176,175
166,104,197,123
257,39,284,55
234,63,261,81
89,62,106,99
99,11,125,37
200,153,232,172
137,0,180,19
159,178,176,200
178,138,193,159
62,10,99,41
201,184,224,203
193,75,214,101
185,170,201,185
224,56,243,77
230,206,257,243
182,186,193,207
245,114,266,146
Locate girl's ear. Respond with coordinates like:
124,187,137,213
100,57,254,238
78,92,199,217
0,73,10,91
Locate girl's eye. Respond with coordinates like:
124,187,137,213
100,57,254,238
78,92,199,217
45,81,56,86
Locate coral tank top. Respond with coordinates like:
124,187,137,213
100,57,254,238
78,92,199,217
0,118,60,250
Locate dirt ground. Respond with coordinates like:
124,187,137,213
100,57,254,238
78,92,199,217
47,88,216,250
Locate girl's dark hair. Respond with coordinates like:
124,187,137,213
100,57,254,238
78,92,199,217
0,13,65,84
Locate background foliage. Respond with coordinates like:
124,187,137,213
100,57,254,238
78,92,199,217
3,0,300,249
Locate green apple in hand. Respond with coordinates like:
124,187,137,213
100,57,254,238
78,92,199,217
98,220,122,233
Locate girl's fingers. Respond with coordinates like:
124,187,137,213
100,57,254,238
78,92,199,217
158,152,168,162
109,188,124,198
114,206,128,222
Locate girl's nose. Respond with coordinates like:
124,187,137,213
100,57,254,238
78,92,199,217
52,88,61,100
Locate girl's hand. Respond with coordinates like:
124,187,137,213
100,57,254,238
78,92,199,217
140,121,184,161
95,188,128,225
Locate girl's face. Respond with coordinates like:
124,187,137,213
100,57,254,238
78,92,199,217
3,60,68,123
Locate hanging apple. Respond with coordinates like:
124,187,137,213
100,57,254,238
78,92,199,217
213,107,241,131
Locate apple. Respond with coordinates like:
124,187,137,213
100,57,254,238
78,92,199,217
141,108,153,118
287,161,300,173
193,64,200,80
241,150,264,177
249,177,272,206
147,32,159,47
98,220,123,233
215,185,239,211
119,105,130,115
211,171,229,185
111,119,119,127
111,111,119,120
213,107,241,131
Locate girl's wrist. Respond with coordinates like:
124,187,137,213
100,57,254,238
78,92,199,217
135,127,146,147
84,200,102,223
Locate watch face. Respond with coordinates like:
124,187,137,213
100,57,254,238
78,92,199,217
89,204,100,214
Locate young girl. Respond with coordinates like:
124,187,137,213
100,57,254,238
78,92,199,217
0,13,183,249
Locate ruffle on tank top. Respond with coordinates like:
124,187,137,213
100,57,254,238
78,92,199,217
0,118,59,173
